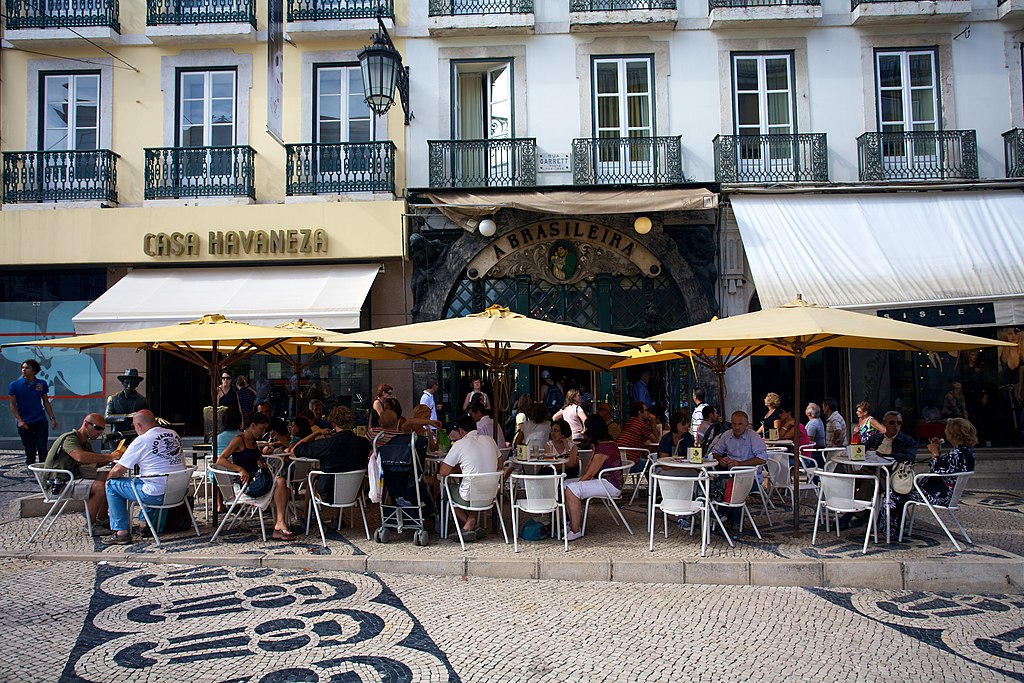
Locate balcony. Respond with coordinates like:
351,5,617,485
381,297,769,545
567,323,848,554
714,133,828,184
708,0,820,27
1003,129,1024,178
286,142,395,196
856,130,977,182
428,139,537,188
569,0,678,31
572,136,682,185
286,0,393,41
146,0,257,42
3,0,119,45
427,0,534,35
2,150,118,205
850,0,970,23
144,146,255,201
998,0,1024,19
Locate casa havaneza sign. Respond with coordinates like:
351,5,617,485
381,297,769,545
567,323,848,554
144,230,328,257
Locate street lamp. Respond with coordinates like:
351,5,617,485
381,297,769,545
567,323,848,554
358,15,412,125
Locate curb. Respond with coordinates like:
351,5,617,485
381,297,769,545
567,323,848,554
1,550,1021,594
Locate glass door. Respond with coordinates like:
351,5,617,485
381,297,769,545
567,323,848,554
733,54,794,179
41,73,99,189
454,61,513,186
593,57,652,182
315,65,374,178
876,50,939,177
178,70,236,184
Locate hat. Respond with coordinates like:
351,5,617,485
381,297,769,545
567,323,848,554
117,368,143,382
541,370,551,379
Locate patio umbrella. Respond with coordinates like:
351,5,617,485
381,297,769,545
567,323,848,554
647,295,1013,533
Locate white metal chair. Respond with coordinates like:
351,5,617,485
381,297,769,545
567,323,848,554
899,471,974,551
581,462,634,536
285,456,318,527
209,464,272,542
812,470,879,554
619,447,651,506
264,454,286,478
442,471,508,551
649,471,710,556
27,465,94,542
509,473,567,552
129,468,201,547
307,469,369,546
708,467,762,546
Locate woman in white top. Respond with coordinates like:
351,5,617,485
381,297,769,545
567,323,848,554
553,389,587,440
513,402,551,452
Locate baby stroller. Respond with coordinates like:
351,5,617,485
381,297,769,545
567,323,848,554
372,431,434,546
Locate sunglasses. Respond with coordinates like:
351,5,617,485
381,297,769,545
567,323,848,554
86,421,104,431
221,375,232,380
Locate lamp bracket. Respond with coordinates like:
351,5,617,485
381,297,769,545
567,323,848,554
372,14,413,125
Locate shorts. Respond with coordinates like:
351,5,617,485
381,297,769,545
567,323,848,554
565,478,620,500
447,481,471,507
70,479,94,501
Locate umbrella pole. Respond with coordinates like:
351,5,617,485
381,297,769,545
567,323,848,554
791,355,802,535
211,341,220,528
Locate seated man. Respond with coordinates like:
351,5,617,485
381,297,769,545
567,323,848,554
616,401,654,472
42,412,118,535
438,414,499,542
710,411,768,526
103,410,186,545
295,406,371,505
469,404,506,449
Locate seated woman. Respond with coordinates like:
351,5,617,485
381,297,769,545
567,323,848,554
657,411,694,458
514,401,552,454
294,406,371,511
904,416,977,512
216,412,296,541
262,418,290,455
563,414,623,542
547,418,579,478
777,406,810,449
288,416,313,445
401,404,441,453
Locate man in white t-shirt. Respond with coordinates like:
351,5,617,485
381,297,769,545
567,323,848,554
690,388,708,436
103,410,186,545
419,379,441,422
438,415,499,541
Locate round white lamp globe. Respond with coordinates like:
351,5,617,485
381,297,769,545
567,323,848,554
479,218,497,237
633,216,652,234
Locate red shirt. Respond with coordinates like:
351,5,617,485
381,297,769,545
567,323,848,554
616,416,652,449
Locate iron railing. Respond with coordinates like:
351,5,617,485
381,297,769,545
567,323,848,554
713,133,828,183
571,0,676,9
288,0,392,21
428,138,536,188
710,0,816,7
1004,129,1024,178
285,141,395,195
428,0,533,15
851,0,925,6
856,130,978,181
2,149,118,204
147,0,255,25
5,0,119,29
572,136,682,185
144,145,255,199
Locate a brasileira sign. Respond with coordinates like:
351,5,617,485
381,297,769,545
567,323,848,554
465,219,661,282
143,229,329,257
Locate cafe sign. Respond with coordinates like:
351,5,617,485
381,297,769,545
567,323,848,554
144,229,329,258
466,220,661,285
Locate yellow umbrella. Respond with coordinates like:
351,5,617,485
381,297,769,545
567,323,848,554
648,296,1012,532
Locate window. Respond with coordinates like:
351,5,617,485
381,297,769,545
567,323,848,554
177,69,236,148
875,49,939,167
41,72,99,151
732,53,794,175
314,64,374,144
451,60,513,185
592,56,653,169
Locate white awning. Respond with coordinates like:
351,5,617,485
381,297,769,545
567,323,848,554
731,191,1024,325
73,264,380,334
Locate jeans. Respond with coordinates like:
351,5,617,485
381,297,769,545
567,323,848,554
106,477,164,532
18,419,48,465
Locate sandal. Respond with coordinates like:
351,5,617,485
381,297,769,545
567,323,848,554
272,529,297,541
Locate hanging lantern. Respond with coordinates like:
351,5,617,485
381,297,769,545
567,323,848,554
358,32,401,118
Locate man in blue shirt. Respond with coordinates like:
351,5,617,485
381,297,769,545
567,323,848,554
710,411,767,528
631,370,653,409
9,359,57,465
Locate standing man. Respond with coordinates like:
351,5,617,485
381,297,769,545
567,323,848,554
690,388,708,436
103,410,186,545
42,412,118,534
9,359,57,465
419,379,442,422
104,368,149,440
822,398,849,448
631,370,654,409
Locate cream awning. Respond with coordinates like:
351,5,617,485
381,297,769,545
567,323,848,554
72,264,380,333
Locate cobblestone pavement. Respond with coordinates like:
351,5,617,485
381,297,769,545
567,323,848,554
1,558,1022,682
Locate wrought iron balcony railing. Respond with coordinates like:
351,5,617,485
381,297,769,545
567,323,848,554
288,0,392,21
144,146,255,199
2,149,118,204
856,130,978,182
709,0,817,7
285,141,395,195
713,133,828,184
571,0,676,9
1003,129,1024,178
572,136,682,185
4,0,119,29
428,0,533,15
428,138,537,188
147,0,255,26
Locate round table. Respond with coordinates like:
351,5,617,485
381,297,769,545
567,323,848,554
512,456,568,474
655,456,718,470
829,453,895,544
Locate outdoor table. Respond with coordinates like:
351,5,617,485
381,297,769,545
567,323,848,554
829,453,895,544
512,456,568,475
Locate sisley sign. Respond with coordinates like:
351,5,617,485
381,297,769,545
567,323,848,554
144,229,329,257
877,302,996,328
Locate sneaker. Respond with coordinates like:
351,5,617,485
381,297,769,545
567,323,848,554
566,529,584,541
102,533,132,545
90,524,112,537
676,517,691,530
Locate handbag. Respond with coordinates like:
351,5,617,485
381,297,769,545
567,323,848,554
245,466,274,498
891,461,915,495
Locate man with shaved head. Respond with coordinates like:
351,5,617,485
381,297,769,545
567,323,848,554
42,412,119,534
104,410,185,545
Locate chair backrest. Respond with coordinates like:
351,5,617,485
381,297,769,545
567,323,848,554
798,455,818,482
512,473,563,507
264,454,285,478
577,449,593,472
156,468,194,506
618,447,648,463
944,471,974,507
652,472,704,504
817,470,875,505
209,464,241,504
450,471,502,507
288,457,317,487
311,469,364,506
718,466,757,504
28,465,73,503
765,456,789,489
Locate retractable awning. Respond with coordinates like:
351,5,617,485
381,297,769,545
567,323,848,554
730,191,1024,325
72,264,380,334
